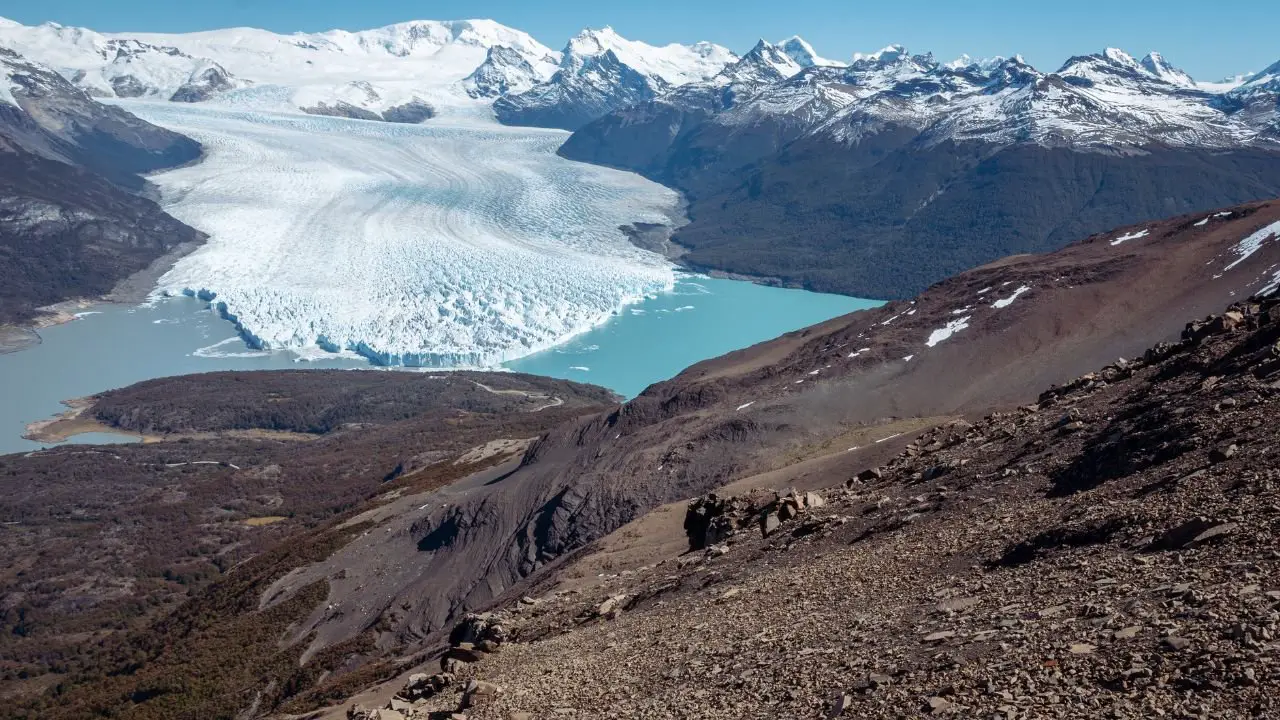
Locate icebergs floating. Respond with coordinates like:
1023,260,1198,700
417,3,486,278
126,103,682,367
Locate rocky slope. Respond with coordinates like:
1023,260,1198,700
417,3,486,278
401,285,1280,719
0,46,203,324
257,200,1280,670
561,46,1280,299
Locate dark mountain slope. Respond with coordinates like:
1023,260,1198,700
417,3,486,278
563,124,1280,299
410,276,1280,720
253,200,1280,677
559,49,1280,299
0,47,203,325
675,140,1280,298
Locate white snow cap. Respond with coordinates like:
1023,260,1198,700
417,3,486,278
778,36,841,68
1140,51,1196,87
742,39,805,79
944,54,1009,72
563,26,735,86
853,44,908,64
1102,47,1142,69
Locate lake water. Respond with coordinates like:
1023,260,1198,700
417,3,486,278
0,278,877,455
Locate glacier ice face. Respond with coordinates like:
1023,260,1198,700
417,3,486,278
125,102,682,367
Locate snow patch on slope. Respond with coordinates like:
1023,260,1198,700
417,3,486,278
1111,228,1150,245
926,316,971,347
1225,221,1280,271
992,286,1031,308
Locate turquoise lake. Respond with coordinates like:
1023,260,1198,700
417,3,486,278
0,277,877,455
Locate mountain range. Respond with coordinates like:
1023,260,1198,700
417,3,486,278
4,16,1280,302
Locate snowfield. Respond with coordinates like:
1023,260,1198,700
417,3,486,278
124,101,681,366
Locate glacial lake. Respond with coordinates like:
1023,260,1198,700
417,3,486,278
0,277,877,455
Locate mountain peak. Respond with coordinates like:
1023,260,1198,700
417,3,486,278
778,36,840,68
732,39,803,81
1140,51,1196,87
1103,47,1141,68
944,53,1009,73
561,25,734,86
853,44,908,65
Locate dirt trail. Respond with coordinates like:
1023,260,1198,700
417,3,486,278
469,379,564,412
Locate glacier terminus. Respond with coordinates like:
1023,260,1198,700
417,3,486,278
126,102,682,367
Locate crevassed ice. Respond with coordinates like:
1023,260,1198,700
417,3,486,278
125,103,681,367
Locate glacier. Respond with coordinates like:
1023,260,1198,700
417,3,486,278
122,101,682,367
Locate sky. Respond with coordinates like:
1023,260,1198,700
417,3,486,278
3,0,1278,81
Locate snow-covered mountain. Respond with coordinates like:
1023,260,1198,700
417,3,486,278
778,36,841,68
809,47,1254,149
560,42,1280,303
1225,59,1280,136
1140,51,1196,88
492,27,736,130
569,41,1274,158
0,16,560,117
558,27,734,86
463,45,544,98
0,19,246,102
3,15,1273,144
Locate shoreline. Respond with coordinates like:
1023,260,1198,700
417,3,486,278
0,237,207,357
614,191,832,295
22,396,146,445
22,395,322,446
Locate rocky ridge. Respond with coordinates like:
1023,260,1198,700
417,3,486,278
248,201,1280,704
370,286,1280,719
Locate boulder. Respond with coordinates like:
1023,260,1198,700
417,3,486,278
596,594,627,618
446,643,486,663
400,671,454,701
761,511,781,537
1149,517,1238,551
450,612,508,649
460,679,503,709
684,493,755,549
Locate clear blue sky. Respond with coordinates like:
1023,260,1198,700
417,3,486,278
4,0,1277,81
